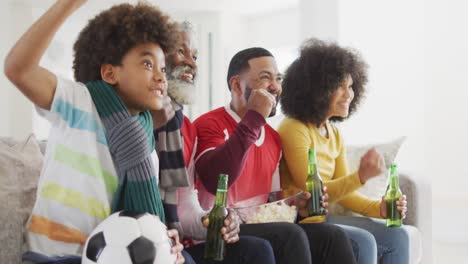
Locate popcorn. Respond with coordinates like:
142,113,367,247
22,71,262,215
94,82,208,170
241,200,297,224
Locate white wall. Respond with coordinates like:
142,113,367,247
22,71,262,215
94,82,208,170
0,1,11,137
244,8,300,49
300,0,339,41
426,0,468,203
427,0,468,263
0,1,106,139
0,1,35,139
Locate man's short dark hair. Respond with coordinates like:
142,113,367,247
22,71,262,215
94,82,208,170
226,47,273,90
73,3,180,83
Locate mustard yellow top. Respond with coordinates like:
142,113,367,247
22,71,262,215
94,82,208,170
278,117,382,223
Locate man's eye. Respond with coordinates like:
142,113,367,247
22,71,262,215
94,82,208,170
260,75,270,80
161,67,166,73
178,49,184,55
192,55,198,61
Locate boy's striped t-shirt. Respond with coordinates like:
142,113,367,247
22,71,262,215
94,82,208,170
26,77,159,257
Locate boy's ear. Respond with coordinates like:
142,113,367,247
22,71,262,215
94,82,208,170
100,64,119,85
229,76,242,96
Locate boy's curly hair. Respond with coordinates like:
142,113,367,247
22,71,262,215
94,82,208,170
73,3,180,83
280,38,368,124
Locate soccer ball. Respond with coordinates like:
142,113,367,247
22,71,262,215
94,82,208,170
82,211,177,264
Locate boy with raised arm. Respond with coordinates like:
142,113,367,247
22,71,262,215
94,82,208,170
5,1,185,262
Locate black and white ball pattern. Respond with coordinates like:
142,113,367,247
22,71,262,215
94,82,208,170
82,211,176,264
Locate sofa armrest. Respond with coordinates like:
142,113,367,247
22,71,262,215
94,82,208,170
399,172,417,226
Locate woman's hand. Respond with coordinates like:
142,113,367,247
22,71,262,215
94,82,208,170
320,185,330,215
167,229,185,264
358,148,385,184
380,194,408,219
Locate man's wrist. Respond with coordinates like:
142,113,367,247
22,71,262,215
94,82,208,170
244,110,266,126
240,110,266,139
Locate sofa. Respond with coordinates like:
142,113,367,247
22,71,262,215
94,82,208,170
393,174,422,263
329,136,423,263
1,134,43,263
326,171,423,263
0,134,422,263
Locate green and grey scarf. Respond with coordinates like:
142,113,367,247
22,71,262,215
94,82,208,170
86,80,165,222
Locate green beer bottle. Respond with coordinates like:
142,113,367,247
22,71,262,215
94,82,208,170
385,163,402,227
306,148,324,216
204,174,229,261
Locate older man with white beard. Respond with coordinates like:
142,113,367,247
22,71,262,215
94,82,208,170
153,22,206,241
151,22,277,264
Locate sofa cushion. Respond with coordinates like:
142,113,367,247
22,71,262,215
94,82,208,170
0,134,43,263
403,224,423,263
347,136,406,199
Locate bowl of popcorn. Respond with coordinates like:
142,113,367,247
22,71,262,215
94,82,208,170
233,190,303,224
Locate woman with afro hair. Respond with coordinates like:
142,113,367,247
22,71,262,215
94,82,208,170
278,39,410,264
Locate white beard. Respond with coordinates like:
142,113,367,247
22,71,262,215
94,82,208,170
167,79,196,105
167,65,197,105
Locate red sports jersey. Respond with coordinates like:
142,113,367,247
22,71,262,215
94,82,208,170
194,106,281,209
